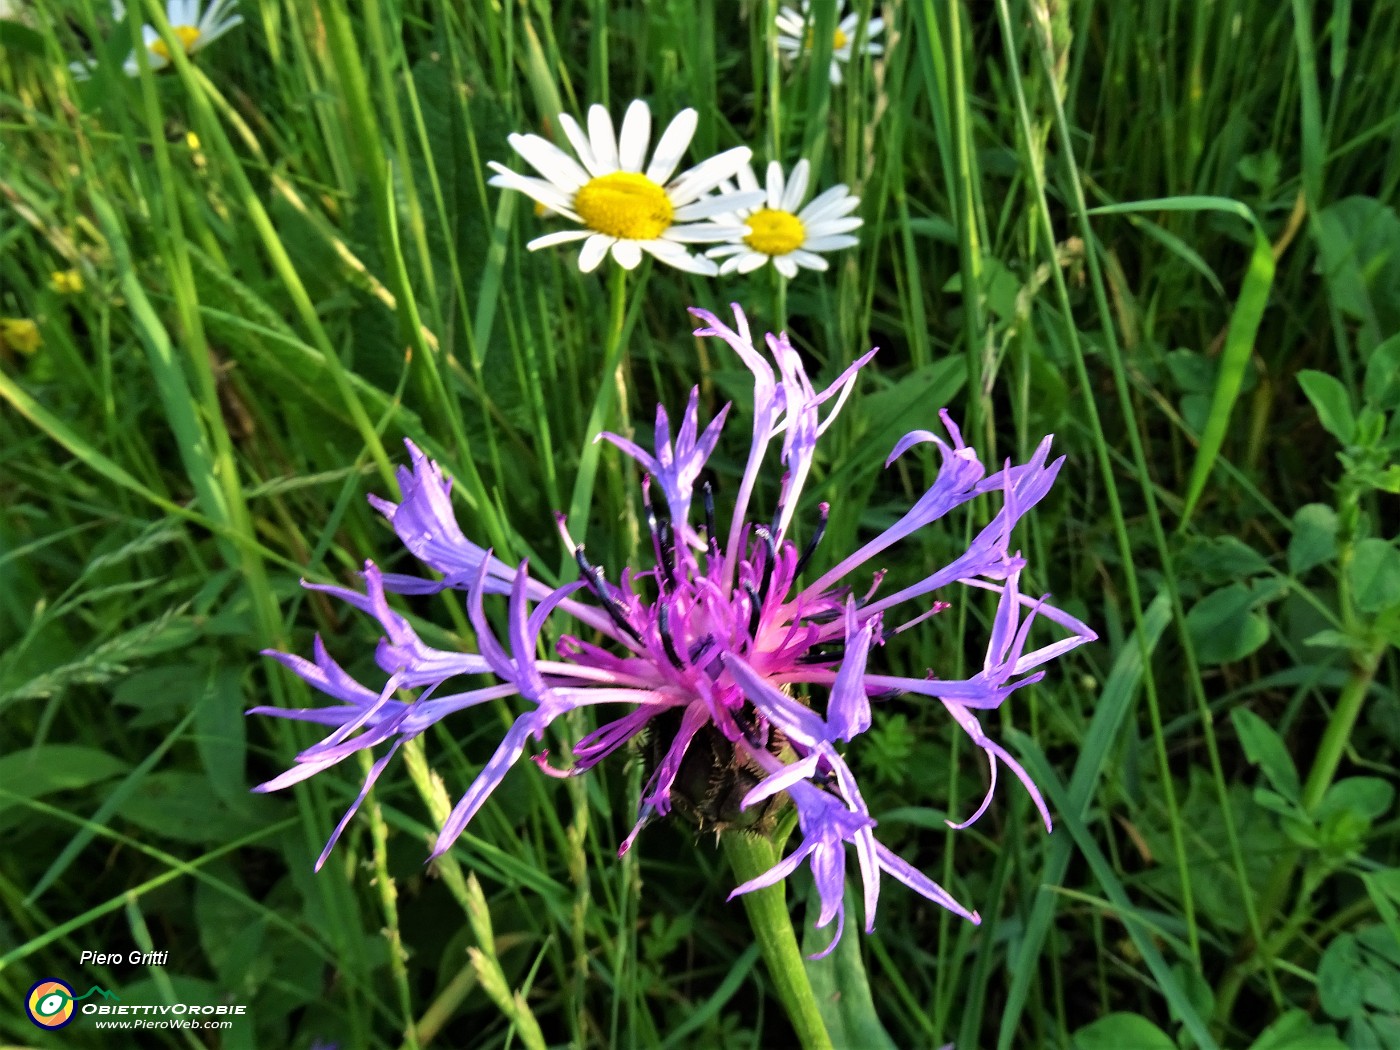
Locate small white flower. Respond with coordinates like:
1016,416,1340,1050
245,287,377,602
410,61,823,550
70,0,243,79
487,99,765,276
706,160,863,279
775,2,885,85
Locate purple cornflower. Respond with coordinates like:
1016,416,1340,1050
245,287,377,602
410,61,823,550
253,304,1096,955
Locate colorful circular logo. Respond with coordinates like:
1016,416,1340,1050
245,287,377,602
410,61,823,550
26,978,77,1029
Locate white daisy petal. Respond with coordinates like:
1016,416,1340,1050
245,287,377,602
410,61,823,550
739,252,772,274
718,255,746,275
486,166,580,217
802,234,861,252
802,192,861,220
788,249,830,271
196,14,242,49
645,107,698,184
611,239,643,269
578,233,614,273
202,0,238,24
806,216,864,237
668,146,754,205
798,184,853,220
556,112,603,177
662,222,751,244
775,9,805,33
777,256,801,278
617,99,651,173
765,161,785,210
641,240,717,276
705,244,749,259
507,133,590,191
781,159,811,212
673,194,760,222
587,104,620,171
526,229,594,250
737,161,761,195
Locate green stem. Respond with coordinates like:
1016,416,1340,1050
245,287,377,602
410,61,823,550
1212,589,1383,1030
722,834,833,1050
562,267,629,571
772,268,788,333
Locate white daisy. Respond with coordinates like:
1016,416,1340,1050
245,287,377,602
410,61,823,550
706,160,863,278
775,2,885,86
487,98,766,276
70,0,243,78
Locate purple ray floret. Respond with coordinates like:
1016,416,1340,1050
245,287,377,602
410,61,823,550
255,303,1096,951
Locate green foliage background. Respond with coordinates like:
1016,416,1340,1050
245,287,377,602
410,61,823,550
3,0,1399,1047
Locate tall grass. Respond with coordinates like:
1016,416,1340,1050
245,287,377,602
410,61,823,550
3,1,1398,1047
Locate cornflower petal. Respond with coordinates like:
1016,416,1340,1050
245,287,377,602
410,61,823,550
259,303,1091,956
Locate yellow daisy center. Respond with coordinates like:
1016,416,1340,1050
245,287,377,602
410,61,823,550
744,208,806,256
573,172,674,240
151,25,201,61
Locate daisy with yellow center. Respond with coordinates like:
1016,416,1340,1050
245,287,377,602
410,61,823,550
706,160,864,279
775,2,885,86
70,0,242,79
488,99,766,275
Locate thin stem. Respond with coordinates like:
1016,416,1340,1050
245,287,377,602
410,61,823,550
722,834,834,1050
773,267,789,332
562,266,629,571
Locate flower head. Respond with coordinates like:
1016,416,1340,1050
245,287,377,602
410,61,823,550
50,270,85,295
706,159,863,278
488,99,765,275
0,317,41,356
70,0,242,79
775,2,885,86
257,305,1095,952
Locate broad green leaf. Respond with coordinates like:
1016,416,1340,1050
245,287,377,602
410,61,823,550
1231,708,1302,801
1314,197,1400,349
1317,778,1396,824
1348,539,1400,613
1298,370,1356,445
195,859,270,993
1182,534,1271,583
1137,769,1286,936
1321,935,1366,1019
1289,504,1338,576
1247,1008,1349,1050
803,884,899,1050
0,745,130,815
1185,584,1271,665
1070,1012,1174,1050
115,771,267,845
195,666,250,807
1363,333,1400,410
